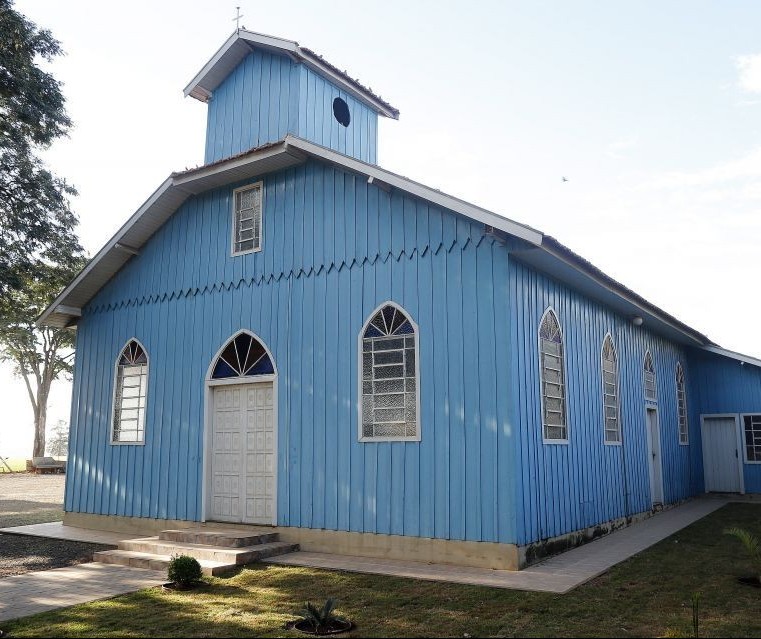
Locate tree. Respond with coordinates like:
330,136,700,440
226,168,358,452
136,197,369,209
0,0,77,298
0,1,85,458
47,418,69,457
0,255,85,458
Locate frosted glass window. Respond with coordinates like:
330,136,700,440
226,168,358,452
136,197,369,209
676,363,689,445
602,335,621,444
644,351,657,402
744,415,761,462
232,183,262,255
360,304,419,441
539,309,567,441
112,340,148,444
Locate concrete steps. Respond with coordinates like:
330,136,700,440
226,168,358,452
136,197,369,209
92,529,299,576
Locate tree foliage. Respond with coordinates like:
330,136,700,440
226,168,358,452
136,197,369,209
0,0,85,457
0,255,85,457
0,0,78,296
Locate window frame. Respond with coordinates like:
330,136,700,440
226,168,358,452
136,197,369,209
357,301,421,443
538,307,569,445
110,338,149,446
230,181,264,257
676,362,689,446
643,350,657,403
601,333,622,446
741,413,761,464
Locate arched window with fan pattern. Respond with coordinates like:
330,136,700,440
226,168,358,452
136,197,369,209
601,334,621,444
539,308,568,442
360,303,419,442
112,340,149,444
644,350,657,402
210,332,275,379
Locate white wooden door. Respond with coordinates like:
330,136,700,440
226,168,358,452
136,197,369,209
701,416,742,493
647,408,664,505
211,383,275,524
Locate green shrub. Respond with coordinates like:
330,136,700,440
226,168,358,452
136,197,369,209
167,554,202,587
725,527,761,582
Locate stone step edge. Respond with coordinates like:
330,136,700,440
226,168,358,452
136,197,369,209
119,539,299,562
158,529,279,547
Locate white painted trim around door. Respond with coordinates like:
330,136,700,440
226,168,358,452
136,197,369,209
202,330,278,526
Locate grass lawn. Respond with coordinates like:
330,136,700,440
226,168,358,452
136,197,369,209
5,503,761,638
0,458,28,473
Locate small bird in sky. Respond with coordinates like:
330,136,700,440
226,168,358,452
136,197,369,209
562,176,569,182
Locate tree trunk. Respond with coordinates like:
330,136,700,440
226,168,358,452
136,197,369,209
33,388,49,458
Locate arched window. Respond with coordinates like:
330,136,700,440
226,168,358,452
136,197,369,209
112,340,148,444
539,308,567,442
601,334,621,444
676,363,689,445
211,332,274,379
360,303,419,441
644,350,657,402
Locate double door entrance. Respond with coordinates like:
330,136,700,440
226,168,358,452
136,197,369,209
209,383,276,525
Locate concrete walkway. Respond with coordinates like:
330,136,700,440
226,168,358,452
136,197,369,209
268,497,728,593
0,521,136,545
0,562,165,623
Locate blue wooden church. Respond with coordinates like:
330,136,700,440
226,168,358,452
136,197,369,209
41,30,761,570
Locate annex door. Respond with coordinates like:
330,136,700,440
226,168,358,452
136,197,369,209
647,408,664,505
210,383,276,524
701,415,742,493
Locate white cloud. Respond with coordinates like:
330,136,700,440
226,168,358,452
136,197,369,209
736,53,761,93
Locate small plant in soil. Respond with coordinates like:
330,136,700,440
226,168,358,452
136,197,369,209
291,598,352,635
691,591,701,638
166,554,203,590
725,527,761,585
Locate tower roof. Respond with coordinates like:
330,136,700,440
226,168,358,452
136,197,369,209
184,29,399,119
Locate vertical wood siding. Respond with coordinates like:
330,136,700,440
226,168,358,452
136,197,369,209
297,66,377,164
688,350,761,492
65,160,518,544
508,260,701,545
204,52,378,165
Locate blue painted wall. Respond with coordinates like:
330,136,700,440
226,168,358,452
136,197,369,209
204,50,378,164
65,159,518,544
687,349,761,493
507,259,702,545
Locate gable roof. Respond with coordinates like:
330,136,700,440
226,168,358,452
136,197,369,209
184,29,399,119
39,135,721,354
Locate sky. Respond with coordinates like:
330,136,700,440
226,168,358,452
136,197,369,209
2,0,761,457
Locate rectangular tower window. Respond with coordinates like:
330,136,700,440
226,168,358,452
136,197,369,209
232,182,263,255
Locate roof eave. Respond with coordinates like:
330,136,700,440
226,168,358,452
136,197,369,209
183,30,399,118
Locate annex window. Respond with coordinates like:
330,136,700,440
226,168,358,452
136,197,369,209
112,340,148,444
211,331,275,379
643,350,657,402
360,304,419,442
231,182,263,256
676,363,689,445
743,415,761,462
539,308,567,442
601,334,620,444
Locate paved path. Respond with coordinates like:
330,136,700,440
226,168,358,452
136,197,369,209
0,521,135,545
269,498,728,593
0,562,165,623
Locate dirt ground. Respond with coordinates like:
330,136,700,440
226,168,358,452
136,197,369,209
0,473,111,578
